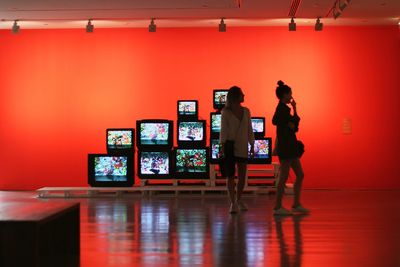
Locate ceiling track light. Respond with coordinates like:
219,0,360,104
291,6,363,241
149,18,156,32
289,17,296,31
12,20,20,34
219,18,226,32
86,19,94,33
315,17,323,31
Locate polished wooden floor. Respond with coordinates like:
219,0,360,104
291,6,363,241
1,190,400,267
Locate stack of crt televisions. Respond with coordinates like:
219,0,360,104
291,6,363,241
136,119,174,180
174,100,209,179
88,128,135,187
210,89,228,166
210,89,272,169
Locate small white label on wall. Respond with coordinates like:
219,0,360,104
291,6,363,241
342,118,352,134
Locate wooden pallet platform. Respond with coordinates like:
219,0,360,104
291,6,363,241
140,179,210,187
36,186,275,198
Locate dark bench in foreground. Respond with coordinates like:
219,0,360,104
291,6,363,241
0,201,80,267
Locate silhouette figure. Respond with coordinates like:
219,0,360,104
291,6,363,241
220,86,255,213
272,80,309,216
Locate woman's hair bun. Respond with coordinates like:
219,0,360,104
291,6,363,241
277,80,284,87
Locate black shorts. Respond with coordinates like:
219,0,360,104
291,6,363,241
234,156,248,163
221,156,248,178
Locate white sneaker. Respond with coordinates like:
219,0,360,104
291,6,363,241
237,201,248,211
273,207,293,216
292,205,310,214
229,202,239,213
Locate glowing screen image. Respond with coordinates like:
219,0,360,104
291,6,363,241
214,91,228,106
251,118,264,133
94,156,128,181
140,152,170,175
211,114,221,133
140,123,169,145
178,122,204,141
248,139,270,159
176,149,207,173
211,139,221,160
107,130,133,149
178,101,197,116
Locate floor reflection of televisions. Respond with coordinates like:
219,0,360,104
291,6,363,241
5,190,400,267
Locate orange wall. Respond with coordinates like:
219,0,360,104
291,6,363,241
0,26,399,190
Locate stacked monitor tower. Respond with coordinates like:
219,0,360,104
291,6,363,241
88,129,135,187
86,89,272,188
136,119,174,180
175,101,209,179
210,90,228,165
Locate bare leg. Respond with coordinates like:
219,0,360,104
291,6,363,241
236,162,247,202
275,159,291,210
291,158,304,207
227,177,236,204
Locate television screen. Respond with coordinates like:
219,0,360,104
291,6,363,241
210,139,221,163
138,151,172,178
213,89,228,110
175,148,209,178
177,100,198,120
177,120,206,147
248,138,272,164
210,112,221,138
251,117,265,137
136,120,173,150
106,128,135,153
88,154,134,187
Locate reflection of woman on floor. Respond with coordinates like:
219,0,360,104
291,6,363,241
215,215,248,266
274,215,306,267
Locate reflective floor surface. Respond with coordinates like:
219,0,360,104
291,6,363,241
1,190,400,267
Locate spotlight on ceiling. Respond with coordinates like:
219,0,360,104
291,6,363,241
289,17,296,31
86,19,94,33
315,18,323,31
149,18,156,32
219,18,226,32
12,20,20,34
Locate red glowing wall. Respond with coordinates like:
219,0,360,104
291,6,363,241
0,26,399,190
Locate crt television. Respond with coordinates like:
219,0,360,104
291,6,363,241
88,154,134,187
251,117,265,138
210,112,221,138
248,137,272,164
210,139,222,164
213,89,228,110
106,128,135,154
137,151,173,178
177,100,198,120
174,148,210,179
177,120,206,148
136,120,174,150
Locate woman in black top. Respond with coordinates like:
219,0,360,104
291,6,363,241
272,80,309,215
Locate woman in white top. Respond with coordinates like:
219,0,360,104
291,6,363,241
220,86,255,213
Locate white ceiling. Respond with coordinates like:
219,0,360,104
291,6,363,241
0,0,399,29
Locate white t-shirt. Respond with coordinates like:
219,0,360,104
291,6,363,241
220,107,255,158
